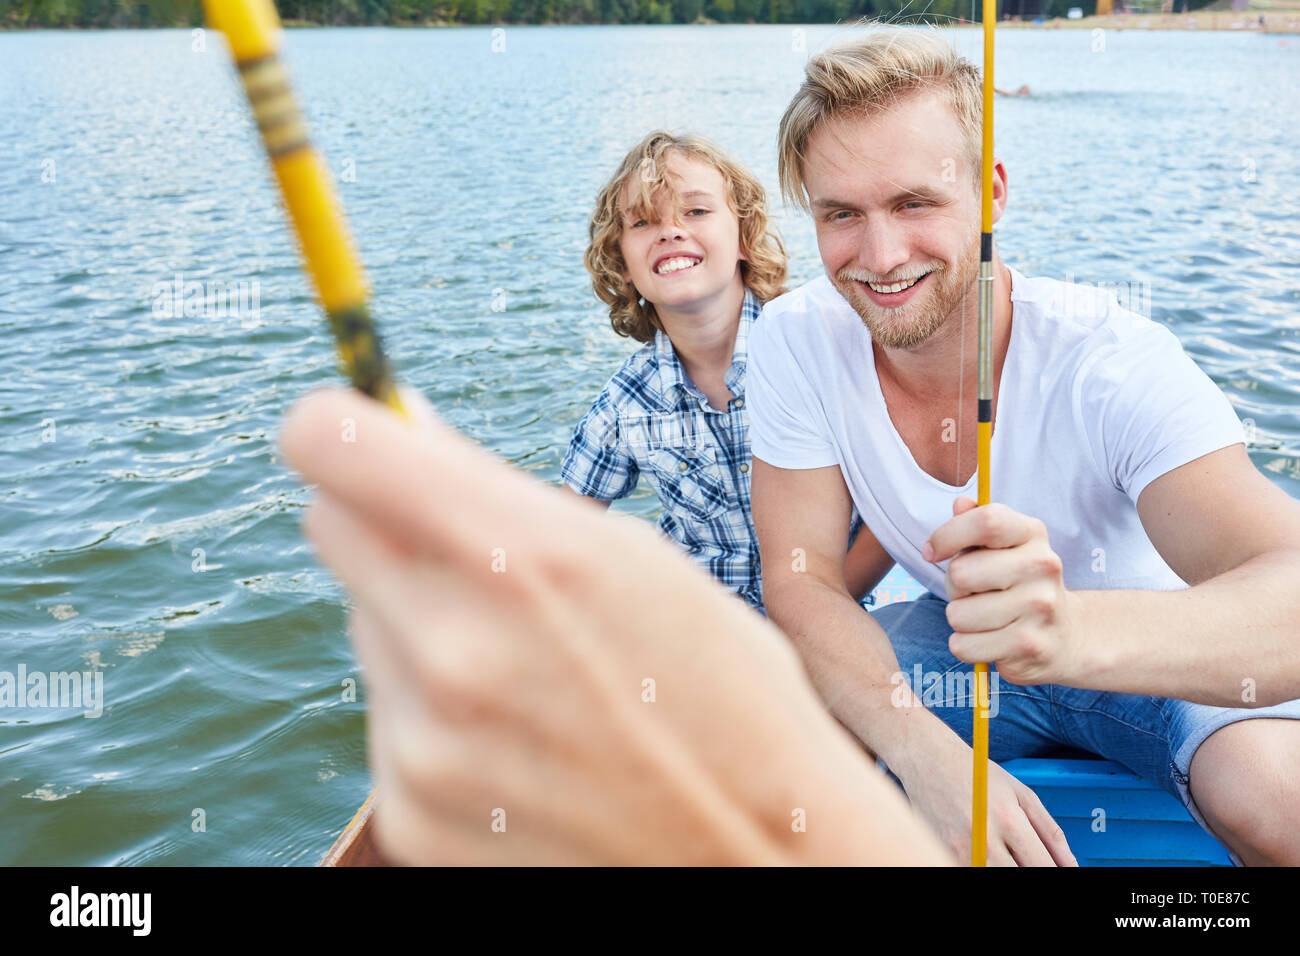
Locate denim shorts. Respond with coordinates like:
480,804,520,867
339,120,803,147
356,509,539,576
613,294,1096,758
868,592,1300,855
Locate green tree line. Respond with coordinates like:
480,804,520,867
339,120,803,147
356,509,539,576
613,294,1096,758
2,0,985,28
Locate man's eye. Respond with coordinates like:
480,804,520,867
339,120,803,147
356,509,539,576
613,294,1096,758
902,200,927,210
830,210,854,221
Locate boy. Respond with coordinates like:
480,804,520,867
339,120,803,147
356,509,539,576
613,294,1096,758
559,131,788,612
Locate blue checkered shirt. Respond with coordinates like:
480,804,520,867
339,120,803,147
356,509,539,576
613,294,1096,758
561,287,765,610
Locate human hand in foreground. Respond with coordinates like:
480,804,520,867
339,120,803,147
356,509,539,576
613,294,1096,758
281,386,951,866
925,496,1083,687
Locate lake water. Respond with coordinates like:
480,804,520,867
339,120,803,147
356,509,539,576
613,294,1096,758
1,24,1297,865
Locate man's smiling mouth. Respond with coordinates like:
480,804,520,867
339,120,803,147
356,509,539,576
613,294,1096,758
865,273,926,294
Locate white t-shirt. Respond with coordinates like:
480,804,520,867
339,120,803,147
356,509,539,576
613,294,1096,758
747,267,1246,596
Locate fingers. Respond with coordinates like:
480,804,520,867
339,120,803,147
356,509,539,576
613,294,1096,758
945,543,1065,601
945,585,1022,636
1016,779,1079,867
306,489,583,730
344,592,608,865
944,546,1016,598
1001,809,1058,867
924,502,1045,563
281,385,594,571
949,628,1016,667
303,491,445,668
986,845,1019,867
983,773,1070,867
346,605,437,865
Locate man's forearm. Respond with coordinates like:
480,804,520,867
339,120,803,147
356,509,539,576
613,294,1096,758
1073,548,1300,707
766,577,965,775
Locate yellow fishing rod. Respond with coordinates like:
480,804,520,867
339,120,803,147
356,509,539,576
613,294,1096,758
202,0,407,420
204,0,399,865
973,0,997,868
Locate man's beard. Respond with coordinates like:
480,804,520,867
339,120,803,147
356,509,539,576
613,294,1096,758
833,237,979,350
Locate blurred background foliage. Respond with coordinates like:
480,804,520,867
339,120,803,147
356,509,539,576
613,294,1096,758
2,0,1012,28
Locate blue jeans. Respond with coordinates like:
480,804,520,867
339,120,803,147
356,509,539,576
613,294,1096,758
869,592,1300,853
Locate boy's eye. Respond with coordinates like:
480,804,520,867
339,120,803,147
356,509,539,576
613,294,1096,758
628,210,706,228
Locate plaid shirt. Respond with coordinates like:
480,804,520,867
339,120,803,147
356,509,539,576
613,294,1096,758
561,287,765,610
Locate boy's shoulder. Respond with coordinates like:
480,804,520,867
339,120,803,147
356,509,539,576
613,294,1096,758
587,336,675,415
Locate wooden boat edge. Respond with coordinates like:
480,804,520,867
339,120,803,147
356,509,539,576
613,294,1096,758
320,790,387,866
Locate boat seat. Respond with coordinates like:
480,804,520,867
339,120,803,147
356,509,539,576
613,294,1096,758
1002,749,1234,866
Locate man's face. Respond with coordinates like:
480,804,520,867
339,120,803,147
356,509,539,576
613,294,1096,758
804,90,982,350
618,152,745,312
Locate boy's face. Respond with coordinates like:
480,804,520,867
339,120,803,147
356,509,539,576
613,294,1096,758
804,89,991,350
619,152,746,313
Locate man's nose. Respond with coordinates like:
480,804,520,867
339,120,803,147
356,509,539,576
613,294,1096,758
859,222,909,276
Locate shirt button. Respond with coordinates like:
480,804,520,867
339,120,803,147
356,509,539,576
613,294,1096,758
739,463,749,473
733,399,744,408
678,460,688,472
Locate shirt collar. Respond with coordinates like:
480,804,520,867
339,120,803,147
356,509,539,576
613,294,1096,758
653,286,760,409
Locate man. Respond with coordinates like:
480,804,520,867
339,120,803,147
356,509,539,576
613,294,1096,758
748,28,1300,866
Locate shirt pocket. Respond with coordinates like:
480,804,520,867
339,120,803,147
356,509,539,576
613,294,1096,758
647,445,730,523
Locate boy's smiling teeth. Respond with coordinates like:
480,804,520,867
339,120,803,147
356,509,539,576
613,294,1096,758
656,256,701,275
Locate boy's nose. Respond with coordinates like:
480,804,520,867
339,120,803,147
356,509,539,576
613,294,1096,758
656,217,686,239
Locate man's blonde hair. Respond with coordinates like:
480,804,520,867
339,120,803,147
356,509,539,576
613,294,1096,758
585,130,788,344
777,27,984,213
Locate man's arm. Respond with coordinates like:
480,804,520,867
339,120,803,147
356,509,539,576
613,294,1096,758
752,458,925,770
1087,444,1300,706
752,458,1076,866
934,445,1300,707
844,521,894,603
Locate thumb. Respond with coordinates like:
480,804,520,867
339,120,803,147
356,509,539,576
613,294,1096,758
953,495,979,517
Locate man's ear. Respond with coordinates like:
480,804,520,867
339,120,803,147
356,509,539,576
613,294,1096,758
989,157,1009,227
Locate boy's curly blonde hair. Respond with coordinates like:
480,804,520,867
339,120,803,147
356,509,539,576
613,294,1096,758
584,131,788,345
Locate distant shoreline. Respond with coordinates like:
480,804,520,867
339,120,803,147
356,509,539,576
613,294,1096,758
3,14,1299,34
999,10,1300,34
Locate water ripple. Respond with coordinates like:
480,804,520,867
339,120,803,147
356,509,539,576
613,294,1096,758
1,24,1297,866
